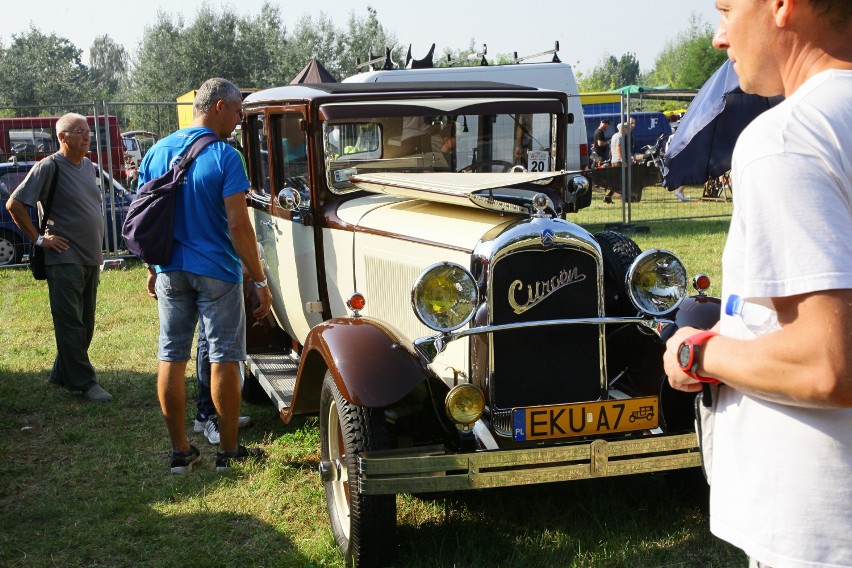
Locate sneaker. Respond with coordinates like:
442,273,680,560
196,416,253,445
215,445,266,472
169,445,202,474
603,196,613,204
83,384,113,402
194,416,252,432
674,190,691,202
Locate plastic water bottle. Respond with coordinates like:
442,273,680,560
725,294,781,335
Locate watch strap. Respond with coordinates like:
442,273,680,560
681,331,720,384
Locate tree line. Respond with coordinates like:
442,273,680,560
0,4,726,128
576,14,728,93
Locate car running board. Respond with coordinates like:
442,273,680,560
245,353,298,411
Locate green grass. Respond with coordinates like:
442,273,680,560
0,232,744,567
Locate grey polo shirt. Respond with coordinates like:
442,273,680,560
11,153,104,266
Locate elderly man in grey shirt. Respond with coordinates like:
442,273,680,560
6,113,112,402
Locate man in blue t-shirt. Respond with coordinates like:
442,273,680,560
139,78,272,473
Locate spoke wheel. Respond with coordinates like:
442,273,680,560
319,371,396,566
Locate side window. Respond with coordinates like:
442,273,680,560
246,114,270,195
9,128,55,158
271,113,310,204
0,171,28,199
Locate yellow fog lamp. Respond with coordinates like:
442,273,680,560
445,384,485,426
411,262,478,332
626,249,687,316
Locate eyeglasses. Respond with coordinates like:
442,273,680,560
63,128,91,136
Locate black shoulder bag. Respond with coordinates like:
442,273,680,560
30,157,59,280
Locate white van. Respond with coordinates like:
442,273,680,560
344,61,588,171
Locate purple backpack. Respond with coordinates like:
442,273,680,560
121,134,218,265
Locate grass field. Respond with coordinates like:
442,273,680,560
0,217,745,567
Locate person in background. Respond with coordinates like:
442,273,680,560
513,113,533,166
602,122,627,203
593,118,610,165
6,113,112,403
140,78,272,474
664,1,851,566
193,322,252,445
439,122,457,170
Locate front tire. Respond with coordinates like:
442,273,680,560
594,230,642,315
319,371,396,567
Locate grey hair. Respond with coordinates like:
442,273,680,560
55,113,88,136
193,78,242,117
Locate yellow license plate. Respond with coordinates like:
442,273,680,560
512,396,659,442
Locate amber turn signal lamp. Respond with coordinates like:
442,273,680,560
693,273,711,292
347,292,366,314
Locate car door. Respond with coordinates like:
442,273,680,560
246,110,323,345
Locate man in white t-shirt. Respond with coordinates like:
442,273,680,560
662,1,852,567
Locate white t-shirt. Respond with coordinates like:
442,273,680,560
712,70,852,567
610,131,624,163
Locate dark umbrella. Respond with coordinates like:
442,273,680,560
662,59,783,189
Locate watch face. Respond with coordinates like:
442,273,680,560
677,342,692,369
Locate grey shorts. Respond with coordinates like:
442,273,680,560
155,271,246,363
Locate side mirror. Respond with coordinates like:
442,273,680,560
277,186,302,211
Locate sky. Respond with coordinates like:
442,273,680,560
1,0,722,76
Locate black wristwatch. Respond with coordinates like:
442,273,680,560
677,331,720,384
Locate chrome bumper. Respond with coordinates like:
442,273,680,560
357,432,700,495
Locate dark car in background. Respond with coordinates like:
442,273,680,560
0,161,131,265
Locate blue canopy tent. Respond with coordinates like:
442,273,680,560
662,59,783,190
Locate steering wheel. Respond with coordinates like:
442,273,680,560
458,160,516,173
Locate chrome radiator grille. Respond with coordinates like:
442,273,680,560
488,246,603,413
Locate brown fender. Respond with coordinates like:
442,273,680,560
289,316,435,415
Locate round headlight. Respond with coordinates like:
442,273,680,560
445,384,485,425
412,262,478,332
626,249,687,315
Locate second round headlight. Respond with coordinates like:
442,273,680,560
412,262,478,332
626,249,687,315
445,384,485,425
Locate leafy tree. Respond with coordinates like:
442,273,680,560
0,27,90,112
236,3,289,88
89,35,128,100
124,11,188,102
647,13,727,89
121,4,292,133
340,7,400,77
577,52,641,91
280,12,345,81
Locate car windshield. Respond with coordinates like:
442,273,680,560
321,100,559,194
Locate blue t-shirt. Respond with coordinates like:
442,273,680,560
138,127,249,282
